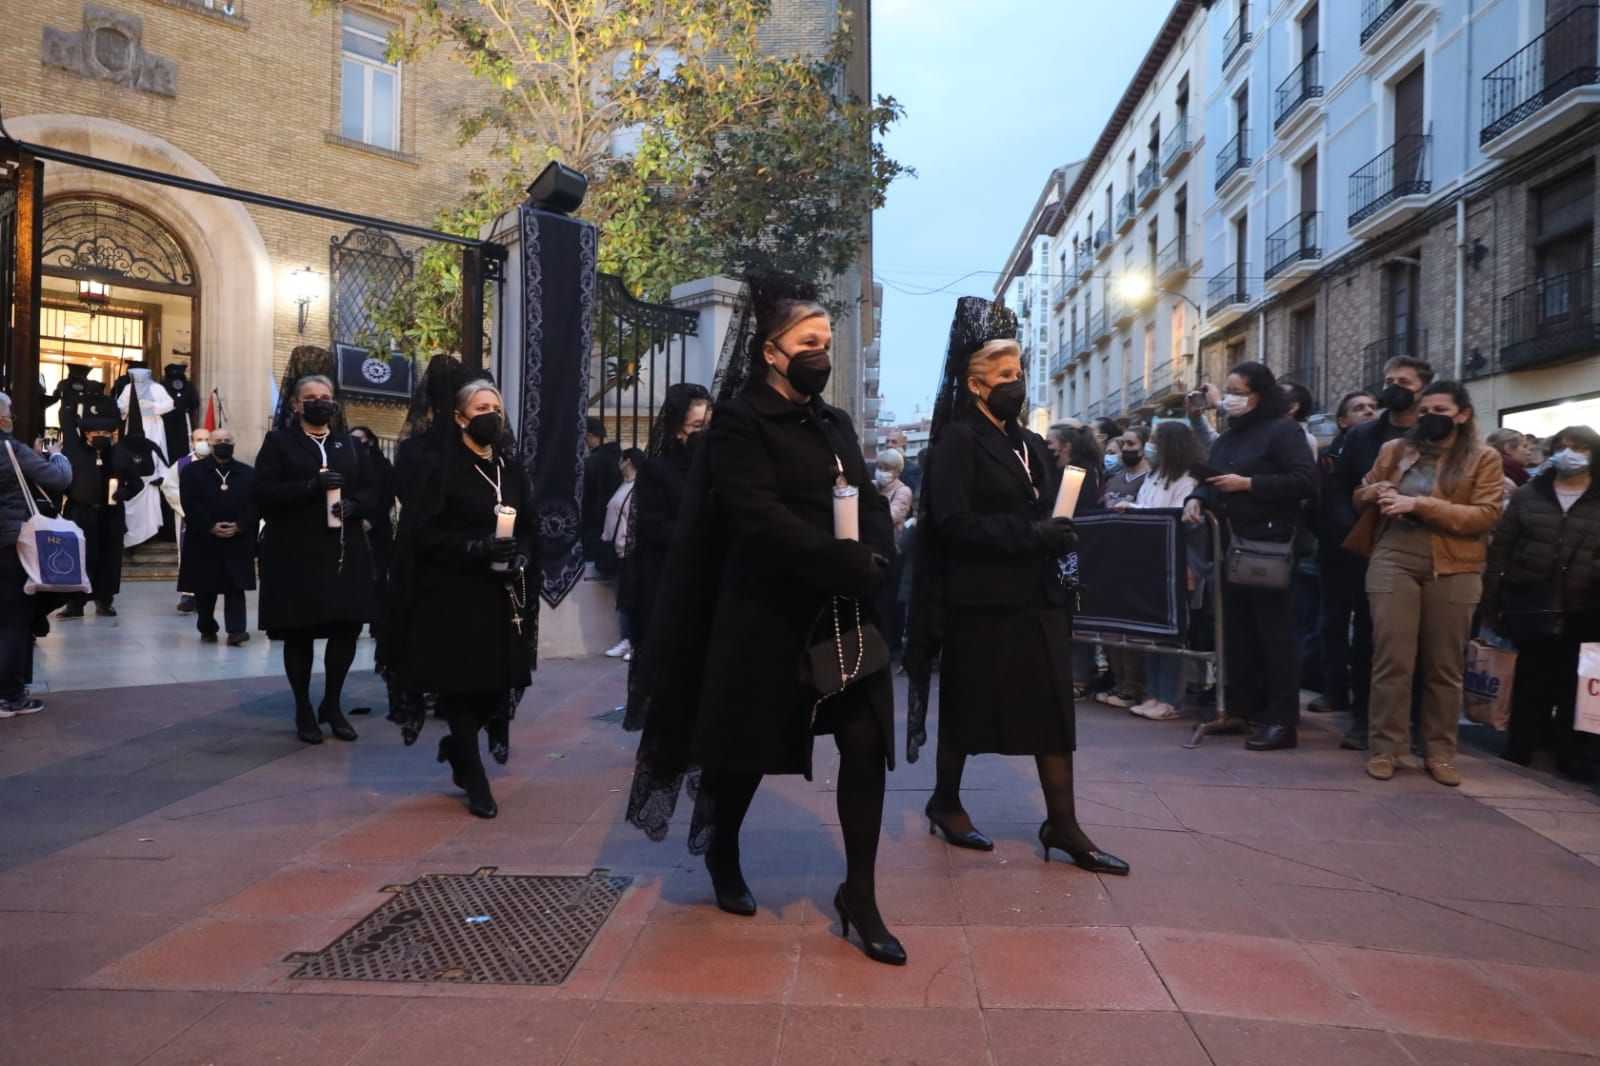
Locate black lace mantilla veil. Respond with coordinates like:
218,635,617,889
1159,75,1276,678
623,269,823,849
901,295,1021,763
274,345,349,432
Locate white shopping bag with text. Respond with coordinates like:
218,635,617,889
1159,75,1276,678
1575,643,1600,735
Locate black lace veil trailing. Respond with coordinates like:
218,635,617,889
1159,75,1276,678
902,296,1020,763
274,345,348,432
623,267,822,849
646,382,712,459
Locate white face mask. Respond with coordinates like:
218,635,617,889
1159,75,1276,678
874,469,895,487
1552,448,1590,475
192,440,211,457
1220,393,1251,417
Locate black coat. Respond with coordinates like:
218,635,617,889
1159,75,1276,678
253,426,378,636
926,410,1074,756
160,373,200,464
1191,409,1318,542
177,458,258,594
1485,471,1600,624
392,438,537,694
690,386,895,777
1328,413,1409,537
582,441,623,543
622,439,693,633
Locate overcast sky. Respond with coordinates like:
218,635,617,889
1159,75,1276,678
870,0,1179,424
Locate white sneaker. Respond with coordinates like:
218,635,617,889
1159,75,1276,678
1135,702,1181,721
605,640,632,659
623,650,634,663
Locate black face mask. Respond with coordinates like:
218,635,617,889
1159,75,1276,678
300,399,337,427
1379,383,1417,413
1120,450,1142,467
464,412,503,446
211,442,235,462
88,435,111,450
982,380,1028,422
1415,413,1456,443
775,346,832,397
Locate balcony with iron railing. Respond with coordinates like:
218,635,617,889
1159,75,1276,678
1162,118,1192,176
1157,234,1190,281
1050,346,1071,378
1090,307,1109,341
1115,190,1137,235
1215,128,1251,192
1362,328,1430,390
1149,360,1176,399
1137,159,1161,206
1076,246,1096,278
1052,276,1068,308
1105,388,1124,416
1348,134,1432,237
1265,212,1322,288
1499,268,1600,372
1275,52,1324,131
1480,5,1600,157
1109,290,1132,327
1206,265,1251,324
1094,221,1113,259
1362,0,1430,51
1126,377,1147,410
1073,326,1090,356
1223,11,1253,69
1087,401,1102,421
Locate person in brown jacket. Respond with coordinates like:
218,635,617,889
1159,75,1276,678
1348,381,1502,786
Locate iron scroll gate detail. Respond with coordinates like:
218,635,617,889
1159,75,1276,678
329,226,415,405
594,273,699,447
40,198,195,292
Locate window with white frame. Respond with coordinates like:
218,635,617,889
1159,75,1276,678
341,10,401,151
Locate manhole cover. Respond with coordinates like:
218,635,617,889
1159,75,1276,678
286,868,630,986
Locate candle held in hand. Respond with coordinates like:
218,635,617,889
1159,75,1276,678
1054,465,1086,519
832,483,860,541
491,505,517,571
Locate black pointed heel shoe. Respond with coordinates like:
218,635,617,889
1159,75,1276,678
832,885,907,966
924,802,995,852
705,850,757,916
294,703,324,745
1038,822,1129,876
318,703,358,742
437,735,464,790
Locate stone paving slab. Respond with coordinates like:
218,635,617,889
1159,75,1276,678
3,653,1600,1063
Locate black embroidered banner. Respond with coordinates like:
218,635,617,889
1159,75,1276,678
1073,509,1188,640
517,205,597,608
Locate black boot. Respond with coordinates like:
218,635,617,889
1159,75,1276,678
318,702,358,742
704,843,757,916
294,702,324,745
437,735,465,790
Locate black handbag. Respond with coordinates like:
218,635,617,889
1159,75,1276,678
1224,524,1295,590
806,596,890,697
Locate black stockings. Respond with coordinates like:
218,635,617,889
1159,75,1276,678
928,738,977,835
282,636,358,711
443,694,495,809
703,768,761,896
931,745,1100,855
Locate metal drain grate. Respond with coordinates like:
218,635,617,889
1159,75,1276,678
286,868,631,986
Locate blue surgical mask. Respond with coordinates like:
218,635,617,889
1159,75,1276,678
1144,442,1159,465
1103,452,1119,473
1552,448,1591,475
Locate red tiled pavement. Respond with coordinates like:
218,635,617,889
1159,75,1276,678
7,660,1600,1062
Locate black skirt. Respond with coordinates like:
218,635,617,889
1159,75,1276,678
938,606,1075,755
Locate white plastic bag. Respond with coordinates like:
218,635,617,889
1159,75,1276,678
5,441,91,595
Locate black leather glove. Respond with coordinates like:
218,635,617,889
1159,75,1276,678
315,469,345,491
500,553,529,581
336,498,361,520
470,537,519,565
1029,517,1077,557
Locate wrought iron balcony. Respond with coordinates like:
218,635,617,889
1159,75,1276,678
1157,235,1190,280
1215,128,1251,191
1073,326,1090,355
1094,221,1113,258
1348,134,1431,229
1106,388,1124,416
1052,277,1068,307
1127,377,1147,409
1090,307,1108,340
1162,118,1192,175
1362,329,1429,390
1265,212,1322,281
1137,159,1160,205
1110,290,1133,326
1480,5,1600,147
1206,265,1250,317
1076,247,1096,278
1149,361,1176,399
1275,52,1324,130
1223,11,1252,68
1116,190,1137,234
1087,401,1102,421
1362,0,1413,47
1051,347,1070,377
1500,268,1600,372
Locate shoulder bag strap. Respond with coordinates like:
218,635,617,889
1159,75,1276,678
4,441,41,520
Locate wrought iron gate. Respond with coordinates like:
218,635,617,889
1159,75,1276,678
329,225,414,346
592,273,698,448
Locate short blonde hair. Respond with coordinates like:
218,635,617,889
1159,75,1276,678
876,448,904,475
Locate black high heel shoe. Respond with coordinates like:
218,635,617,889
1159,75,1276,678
318,702,358,742
294,703,323,745
1038,822,1130,876
705,849,757,916
832,885,906,966
437,735,464,790
925,802,995,852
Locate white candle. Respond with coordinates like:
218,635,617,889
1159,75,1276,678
106,477,119,506
832,484,860,541
1054,465,1087,519
491,505,517,571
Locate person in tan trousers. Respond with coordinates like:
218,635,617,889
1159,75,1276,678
1346,381,1503,786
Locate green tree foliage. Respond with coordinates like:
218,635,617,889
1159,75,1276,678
311,0,907,356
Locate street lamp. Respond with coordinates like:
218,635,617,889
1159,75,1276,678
290,267,324,334
1115,270,1205,393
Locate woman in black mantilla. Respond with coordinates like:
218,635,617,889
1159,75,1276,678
626,270,903,965
382,377,538,819
904,296,1128,876
254,367,377,744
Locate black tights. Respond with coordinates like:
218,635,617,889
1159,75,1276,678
703,711,888,935
283,637,358,712
442,693,496,808
930,740,1098,855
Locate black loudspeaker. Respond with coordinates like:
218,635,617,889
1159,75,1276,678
525,161,589,216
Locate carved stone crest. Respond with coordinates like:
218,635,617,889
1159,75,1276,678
43,5,178,98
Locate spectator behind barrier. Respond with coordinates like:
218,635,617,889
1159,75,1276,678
1309,390,1378,717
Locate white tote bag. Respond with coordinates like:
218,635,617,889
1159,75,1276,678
5,441,91,595
1576,644,1600,736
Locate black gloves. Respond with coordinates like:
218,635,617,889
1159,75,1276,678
312,469,344,492
335,499,361,520
1029,517,1078,557
467,537,520,565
